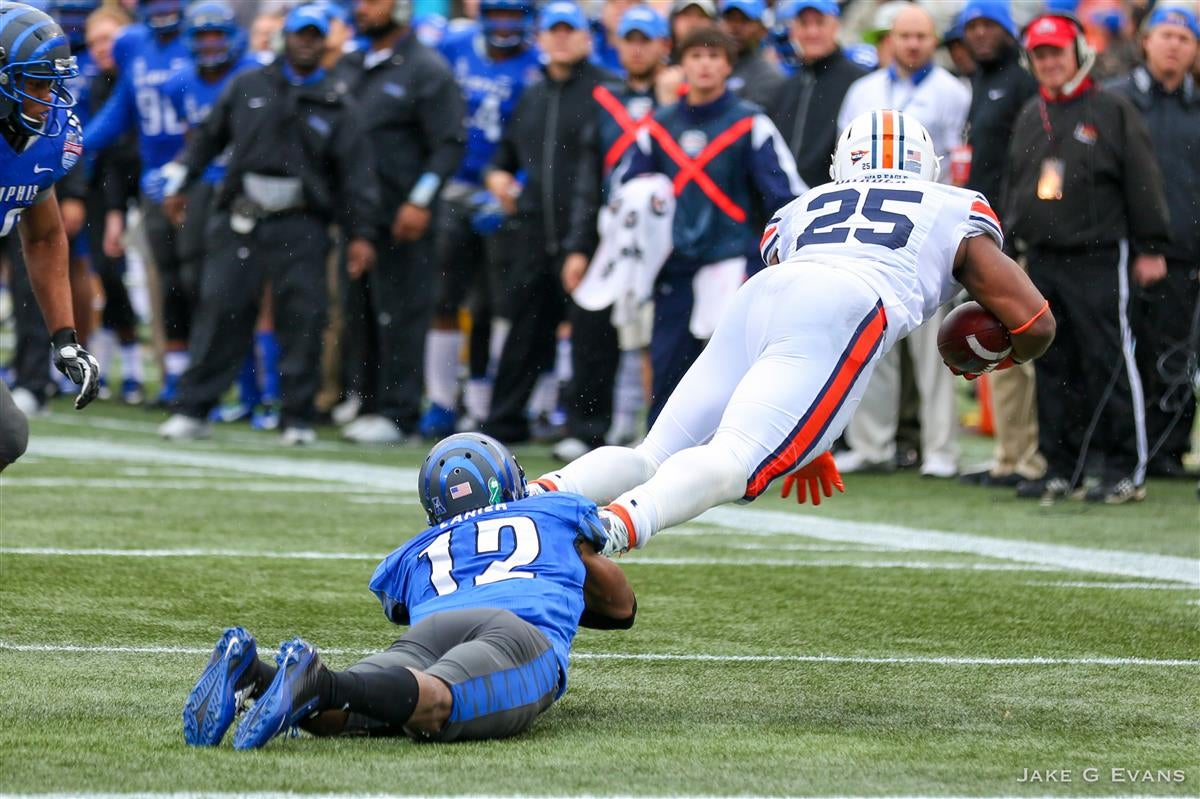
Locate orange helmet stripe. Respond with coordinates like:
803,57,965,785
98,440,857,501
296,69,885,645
881,110,896,170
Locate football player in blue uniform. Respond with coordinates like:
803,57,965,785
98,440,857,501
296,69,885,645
0,1,100,470
161,0,276,428
421,0,542,439
183,433,635,749
83,0,192,404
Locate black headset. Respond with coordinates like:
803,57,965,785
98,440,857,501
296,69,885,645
1019,12,1096,94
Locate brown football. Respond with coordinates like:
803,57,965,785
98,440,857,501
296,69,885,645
937,301,1012,373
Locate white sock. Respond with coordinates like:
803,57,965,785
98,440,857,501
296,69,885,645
611,349,644,436
538,445,657,505
424,330,461,410
120,342,144,383
528,373,559,417
164,350,189,378
487,318,511,379
555,336,572,384
613,442,749,543
463,378,492,421
89,328,117,380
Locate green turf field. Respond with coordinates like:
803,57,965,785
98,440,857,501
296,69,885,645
1,401,1197,797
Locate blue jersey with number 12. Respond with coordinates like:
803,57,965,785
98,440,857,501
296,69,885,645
369,492,604,694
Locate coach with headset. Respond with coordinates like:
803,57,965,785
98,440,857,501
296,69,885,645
1004,12,1169,505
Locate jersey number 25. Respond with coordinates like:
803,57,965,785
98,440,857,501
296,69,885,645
796,187,923,250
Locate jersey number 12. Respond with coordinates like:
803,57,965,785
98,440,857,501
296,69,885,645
419,516,542,597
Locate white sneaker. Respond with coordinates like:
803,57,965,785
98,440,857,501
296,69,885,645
605,415,640,446
455,414,482,433
341,415,403,444
10,387,46,417
330,393,361,426
597,507,631,558
919,455,958,479
280,426,317,447
158,414,211,441
834,449,894,474
552,437,590,461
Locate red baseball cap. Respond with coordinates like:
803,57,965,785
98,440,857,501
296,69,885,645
1023,15,1077,49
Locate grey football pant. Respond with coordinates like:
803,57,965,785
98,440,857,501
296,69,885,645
0,382,30,466
346,607,561,743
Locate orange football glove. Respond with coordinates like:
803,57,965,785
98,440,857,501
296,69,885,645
780,451,845,506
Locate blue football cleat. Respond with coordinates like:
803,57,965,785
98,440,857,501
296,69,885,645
120,378,145,406
209,401,253,424
418,403,457,439
183,626,259,747
232,637,326,750
250,402,281,431
156,374,181,407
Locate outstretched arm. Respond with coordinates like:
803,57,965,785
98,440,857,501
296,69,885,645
577,540,636,629
953,234,1056,364
18,193,100,409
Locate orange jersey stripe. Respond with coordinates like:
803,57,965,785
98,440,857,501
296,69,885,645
745,305,887,497
970,199,1000,225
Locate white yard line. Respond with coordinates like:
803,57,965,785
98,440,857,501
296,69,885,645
9,795,1188,799
0,546,1068,573
0,477,395,494
1,641,1196,667
698,506,1200,586
0,547,381,560
24,437,1200,585
27,437,420,490
1025,581,1198,591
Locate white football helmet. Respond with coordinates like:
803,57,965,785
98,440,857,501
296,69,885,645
830,109,941,183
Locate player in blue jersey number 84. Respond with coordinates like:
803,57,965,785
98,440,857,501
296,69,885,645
183,433,636,750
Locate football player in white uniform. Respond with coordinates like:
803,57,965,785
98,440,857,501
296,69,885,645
530,109,1056,555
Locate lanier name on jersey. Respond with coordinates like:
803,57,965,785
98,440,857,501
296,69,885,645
438,502,509,529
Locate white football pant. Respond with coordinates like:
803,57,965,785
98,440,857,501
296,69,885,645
541,263,890,543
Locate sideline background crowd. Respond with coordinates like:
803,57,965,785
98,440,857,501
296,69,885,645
2,0,1196,504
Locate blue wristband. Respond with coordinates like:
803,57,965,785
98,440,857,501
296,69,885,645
408,172,441,208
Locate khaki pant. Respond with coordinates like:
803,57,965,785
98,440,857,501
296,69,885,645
845,307,960,470
988,359,1046,480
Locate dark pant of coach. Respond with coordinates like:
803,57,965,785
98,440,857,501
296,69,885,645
343,235,435,433
1134,260,1198,476
173,212,329,430
1028,245,1147,488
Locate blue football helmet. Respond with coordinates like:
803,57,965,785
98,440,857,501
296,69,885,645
0,1,79,136
419,433,527,525
48,0,98,51
140,0,184,35
479,0,533,50
183,0,245,69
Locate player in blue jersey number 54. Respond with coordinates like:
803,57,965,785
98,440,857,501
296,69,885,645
183,433,636,749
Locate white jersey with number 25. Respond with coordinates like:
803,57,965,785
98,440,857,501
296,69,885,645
759,175,1004,343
